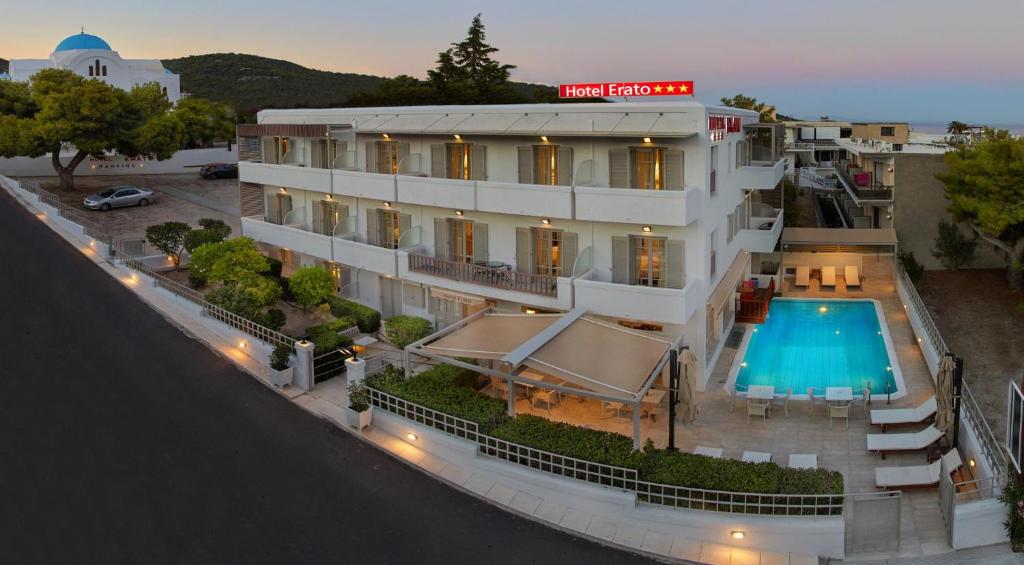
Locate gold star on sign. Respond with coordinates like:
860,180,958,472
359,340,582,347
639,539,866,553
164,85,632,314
666,84,676,93
678,83,688,93
653,85,663,93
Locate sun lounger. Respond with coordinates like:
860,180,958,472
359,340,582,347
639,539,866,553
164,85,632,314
789,454,818,469
875,449,963,488
742,451,772,463
871,396,937,431
867,424,944,459
694,446,723,458
845,265,861,288
821,266,837,288
795,265,810,288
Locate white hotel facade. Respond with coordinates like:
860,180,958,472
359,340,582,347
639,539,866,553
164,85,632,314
236,102,786,387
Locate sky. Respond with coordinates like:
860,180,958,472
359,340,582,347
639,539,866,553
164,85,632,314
3,0,1023,124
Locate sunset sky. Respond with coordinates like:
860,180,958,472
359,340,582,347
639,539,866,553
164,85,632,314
4,0,1022,123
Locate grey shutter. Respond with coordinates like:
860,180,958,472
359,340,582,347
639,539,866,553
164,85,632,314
430,144,446,178
665,149,684,190
665,239,685,289
433,217,449,260
557,147,574,186
561,231,578,276
398,213,412,248
278,194,293,223
517,146,533,184
612,236,629,284
366,208,379,246
515,227,532,273
609,148,629,188
397,142,410,174
365,141,377,173
312,200,325,234
727,212,735,243
470,145,487,181
265,193,280,223
472,222,488,262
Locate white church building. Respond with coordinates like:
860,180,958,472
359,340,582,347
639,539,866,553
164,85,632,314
8,31,181,102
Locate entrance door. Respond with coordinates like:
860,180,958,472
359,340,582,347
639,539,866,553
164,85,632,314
379,277,403,319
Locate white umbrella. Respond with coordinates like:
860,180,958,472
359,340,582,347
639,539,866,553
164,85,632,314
935,355,955,434
679,349,700,424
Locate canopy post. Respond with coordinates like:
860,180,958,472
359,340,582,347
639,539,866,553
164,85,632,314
667,348,680,452
632,404,641,450
507,368,516,417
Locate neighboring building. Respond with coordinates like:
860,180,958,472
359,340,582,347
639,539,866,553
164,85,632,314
8,32,181,102
235,102,788,387
782,119,852,172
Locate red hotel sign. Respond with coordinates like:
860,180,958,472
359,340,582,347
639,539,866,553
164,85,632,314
559,81,694,98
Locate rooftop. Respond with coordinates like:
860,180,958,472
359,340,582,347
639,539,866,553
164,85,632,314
54,32,111,52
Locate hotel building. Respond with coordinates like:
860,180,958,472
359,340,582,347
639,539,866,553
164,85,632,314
235,102,786,387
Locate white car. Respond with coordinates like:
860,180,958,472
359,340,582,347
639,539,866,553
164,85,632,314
83,186,155,211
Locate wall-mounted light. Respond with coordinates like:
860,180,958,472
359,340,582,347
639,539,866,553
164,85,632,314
541,218,551,225
525,308,537,315
887,167,894,173
969,458,976,468
326,194,333,200
540,136,549,143
453,134,462,141
384,202,392,208
643,137,652,144
279,188,287,194
730,530,745,540
406,433,418,441
382,133,390,139
641,225,653,233
454,210,464,216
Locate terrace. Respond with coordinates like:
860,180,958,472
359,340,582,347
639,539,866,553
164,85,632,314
834,160,894,202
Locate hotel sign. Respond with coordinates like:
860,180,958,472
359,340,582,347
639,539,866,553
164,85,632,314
707,114,743,141
558,81,694,98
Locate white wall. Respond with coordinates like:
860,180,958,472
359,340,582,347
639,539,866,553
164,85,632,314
0,147,236,177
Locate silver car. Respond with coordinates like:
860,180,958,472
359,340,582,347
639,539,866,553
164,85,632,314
83,186,155,211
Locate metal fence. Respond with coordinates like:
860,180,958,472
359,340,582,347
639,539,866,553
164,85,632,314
895,262,947,355
18,180,115,252
635,480,844,516
845,491,902,554
312,347,354,383
480,435,639,489
367,387,482,442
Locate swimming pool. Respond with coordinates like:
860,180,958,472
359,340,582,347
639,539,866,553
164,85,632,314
730,299,904,398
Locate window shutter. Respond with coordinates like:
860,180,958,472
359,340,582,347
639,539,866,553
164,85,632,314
735,141,744,168
727,212,735,243
515,227,532,273
396,143,410,174
366,208,379,246
561,232,578,276
557,147,574,186
365,141,377,173
609,148,629,188
265,193,280,223
470,145,487,180
398,213,412,247
665,149,684,190
517,146,534,184
612,236,628,284
278,194,293,223
433,217,449,259
472,223,488,262
312,200,325,234
430,144,446,178
665,239,685,290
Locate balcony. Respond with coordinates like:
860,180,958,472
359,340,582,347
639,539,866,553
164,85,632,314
332,169,397,201
574,186,703,226
239,162,330,194
736,205,783,254
572,277,701,326
396,175,476,210
736,157,786,191
476,181,573,219
241,215,332,261
835,162,893,202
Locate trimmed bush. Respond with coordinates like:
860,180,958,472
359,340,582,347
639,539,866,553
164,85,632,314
269,343,291,371
328,297,381,333
188,271,207,289
384,315,434,349
290,266,336,310
262,308,287,332
306,317,356,355
489,415,644,469
366,365,507,427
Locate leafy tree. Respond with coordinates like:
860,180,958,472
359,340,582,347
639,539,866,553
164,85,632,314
0,70,183,191
946,120,970,145
931,219,977,270
899,250,925,285
289,266,336,310
720,94,777,123
184,229,224,254
144,221,192,267
189,237,269,284
172,97,235,149
384,315,434,349
207,276,282,319
198,218,232,240
937,129,1024,289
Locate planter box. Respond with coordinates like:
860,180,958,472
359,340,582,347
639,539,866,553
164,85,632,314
269,366,293,388
346,406,373,430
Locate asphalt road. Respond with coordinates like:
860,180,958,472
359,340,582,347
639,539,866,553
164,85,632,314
0,190,654,565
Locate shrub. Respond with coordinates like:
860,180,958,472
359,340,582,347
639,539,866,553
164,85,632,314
190,237,270,284
290,266,336,310
145,221,191,267
197,218,232,240
279,276,293,302
207,276,282,319
269,343,292,371
267,257,283,279
328,297,381,333
384,315,434,349
348,381,370,412
184,228,225,254
306,317,356,355
899,250,925,285
262,308,287,332
366,365,507,427
489,415,643,469
932,219,977,270
188,271,207,289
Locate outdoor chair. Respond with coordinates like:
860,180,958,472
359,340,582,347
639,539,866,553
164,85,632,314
855,385,872,416
807,387,827,416
531,390,559,415
729,384,747,413
870,396,937,431
828,403,850,430
845,265,861,288
771,388,792,418
747,399,769,425
874,448,962,489
795,265,810,288
867,424,944,459
821,266,837,288
602,400,630,418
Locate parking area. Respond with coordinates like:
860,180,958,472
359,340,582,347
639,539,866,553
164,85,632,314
17,173,240,240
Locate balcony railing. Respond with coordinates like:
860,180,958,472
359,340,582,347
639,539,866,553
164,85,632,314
408,254,557,297
834,162,893,201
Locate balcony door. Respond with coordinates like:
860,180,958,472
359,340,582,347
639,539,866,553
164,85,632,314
265,192,292,225
366,140,410,174
312,200,347,236
434,217,488,263
611,235,685,289
367,208,411,249
608,147,684,189
430,143,487,180
518,145,574,186
516,227,578,277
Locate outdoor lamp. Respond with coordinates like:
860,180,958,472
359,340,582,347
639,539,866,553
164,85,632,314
730,530,745,540
641,225,653,233
453,134,462,141
643,137,652,144
454,210,464,216
541,218,551,225
540,136,548,143
969,458,976,468
406,433,418,441
383,202,392,208
382,133,390,139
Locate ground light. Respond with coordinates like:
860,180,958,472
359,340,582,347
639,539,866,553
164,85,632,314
238,340,247,350
730,530,745,540
406,433,418,442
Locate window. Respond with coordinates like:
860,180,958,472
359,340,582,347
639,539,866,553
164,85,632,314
532,228,564,277
88,66,94,77
631,235,666,287
367,208,411,249
709,145,719,194
726,211,736,244
367,140,409,174
892,143,903,152
611,235,684,289
101,65,107,77
632,147,665,190
434,217,487,263
534,145,558,185
265,192,293,225
608,147,683,189
449,218,474,262
880,126,895,137
709,229,718,279
516,227,577,277
448,143,470,180
518,145,573,185
311,200,345,236
431,143,486,180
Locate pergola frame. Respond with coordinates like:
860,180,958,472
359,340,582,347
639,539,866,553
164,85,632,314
403,307,683,448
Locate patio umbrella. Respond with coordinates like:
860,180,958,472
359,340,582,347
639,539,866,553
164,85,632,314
679,349,700,424
935,354,955,434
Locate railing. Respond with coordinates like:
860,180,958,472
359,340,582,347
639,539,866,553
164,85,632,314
799,167,838,189
17,180,115,252
635,480,844,516
408,254,558,297
787,142,815,150
367,387,483,442
834,162,893,201
737,279,775,324
954,475,1000,504
312,346,354,383
895,262,947,355
479,435,639,489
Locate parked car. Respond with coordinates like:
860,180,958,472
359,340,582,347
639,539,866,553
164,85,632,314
200,163,238,179
83,187,154,210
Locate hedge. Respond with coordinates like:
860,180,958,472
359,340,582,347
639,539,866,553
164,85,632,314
329,297,381,333
367,365,507,427
489,415,644,469
306,317,356,355
384,315,434,349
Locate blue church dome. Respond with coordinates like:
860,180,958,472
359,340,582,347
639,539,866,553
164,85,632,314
55,32,112,52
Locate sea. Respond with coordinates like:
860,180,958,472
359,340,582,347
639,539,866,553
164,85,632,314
909,121,1024,135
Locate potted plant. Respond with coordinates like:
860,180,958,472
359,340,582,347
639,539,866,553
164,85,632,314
346,381,373,430
268,344,294,387
1001,478,1024,551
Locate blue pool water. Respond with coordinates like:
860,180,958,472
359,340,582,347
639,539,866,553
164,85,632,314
734,300,898,396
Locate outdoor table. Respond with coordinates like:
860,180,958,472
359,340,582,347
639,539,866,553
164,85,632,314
641,389,667,421
747,385,775,401
826,387,853,405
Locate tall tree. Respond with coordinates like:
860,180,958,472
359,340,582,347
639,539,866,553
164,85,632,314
447,14,517,103
172,97,236,149
946,120,970,145
937,128,1024,289
0,69,182,191
720,94,777,123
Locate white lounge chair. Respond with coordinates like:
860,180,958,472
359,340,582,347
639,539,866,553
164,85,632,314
821,266,837,288
795,265,810,288
867,424,944,459
871,396,937,431
875,449,963,489
789,454,818,469
694,446,724,458
742,451,772,463
845,265,861,288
